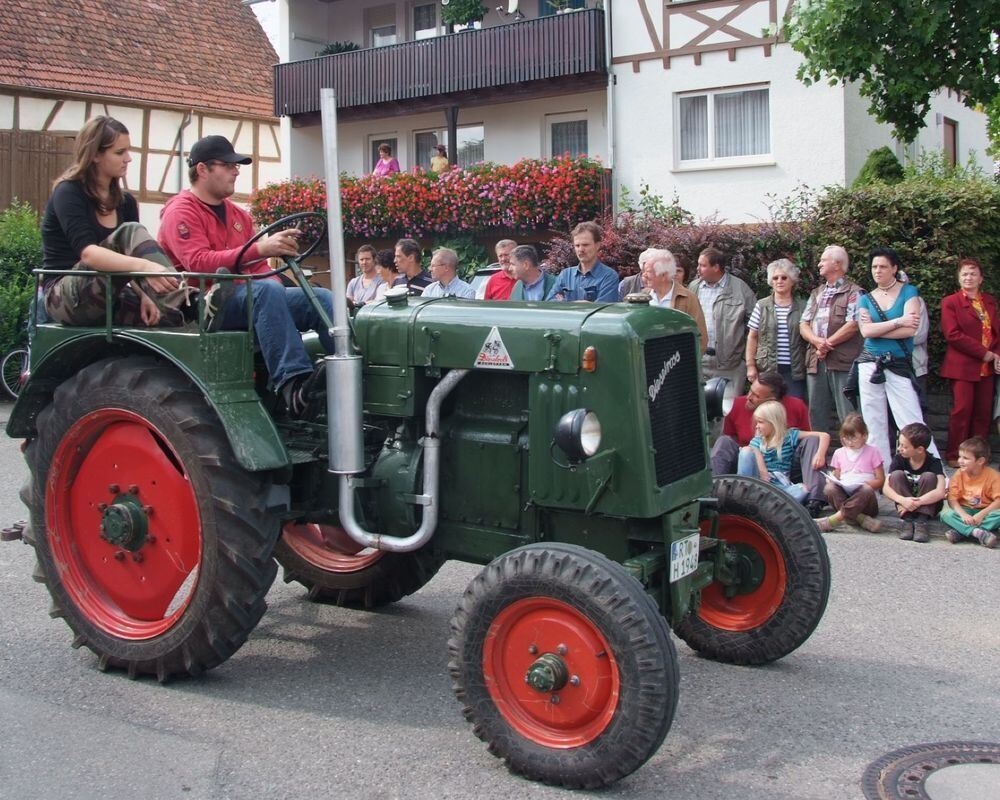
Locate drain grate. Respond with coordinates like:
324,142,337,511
862,741,1000,799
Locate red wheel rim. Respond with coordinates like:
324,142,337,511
45,409,202,639
483,597,620,748
699,514,787,631
281,522,383,572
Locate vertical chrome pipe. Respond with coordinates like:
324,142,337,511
319,87,351,359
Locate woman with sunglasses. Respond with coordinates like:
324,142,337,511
940,258,1000,467
41,116,182,327
745,258,807,400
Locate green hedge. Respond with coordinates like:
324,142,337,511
0,202,42,354
803,163,1000,376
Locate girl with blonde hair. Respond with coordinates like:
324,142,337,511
737,399,830,504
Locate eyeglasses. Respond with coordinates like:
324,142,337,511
772,275,790,281
208,160,241,171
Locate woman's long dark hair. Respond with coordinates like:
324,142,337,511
54,116,129,213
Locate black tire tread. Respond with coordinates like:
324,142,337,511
447,542,679,789
25,355,281,681
675,475,831,666
272,536,442,609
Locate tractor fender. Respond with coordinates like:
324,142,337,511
5,332,290,473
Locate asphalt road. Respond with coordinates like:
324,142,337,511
2,399,998,800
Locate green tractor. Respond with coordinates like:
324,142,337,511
5,106,829,789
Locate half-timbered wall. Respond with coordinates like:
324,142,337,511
0,90,282,235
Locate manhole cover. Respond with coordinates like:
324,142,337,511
862,741,1000,800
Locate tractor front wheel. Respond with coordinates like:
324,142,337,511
448,543,678,789
675,475,831,666
25,357,281,680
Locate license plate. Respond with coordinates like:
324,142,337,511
669,532,701,583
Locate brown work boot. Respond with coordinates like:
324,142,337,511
913,520,930,543
898,520,915,541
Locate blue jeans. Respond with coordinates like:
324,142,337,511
219,280,334,388
737,447,809,504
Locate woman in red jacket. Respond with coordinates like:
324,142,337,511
940,258,1000,465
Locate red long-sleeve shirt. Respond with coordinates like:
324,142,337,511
158,190,278,282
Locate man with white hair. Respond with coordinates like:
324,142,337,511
799,245,863,430
618,248,656,299
423,247,474,298
642,249,708,353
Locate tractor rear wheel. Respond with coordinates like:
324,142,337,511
675,475,830,666
448,543,678,789
273,522,442,608
25,356,281,680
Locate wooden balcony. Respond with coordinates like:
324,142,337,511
275,9,607,123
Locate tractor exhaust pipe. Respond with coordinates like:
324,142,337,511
336,369,468,553
319,87,462,552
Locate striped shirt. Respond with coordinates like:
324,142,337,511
748,301,793,365
749,428,801,474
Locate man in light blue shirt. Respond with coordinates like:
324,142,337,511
509,245,556,301
546,221,619,302
422,247,475,298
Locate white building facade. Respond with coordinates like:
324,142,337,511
272,0,991,222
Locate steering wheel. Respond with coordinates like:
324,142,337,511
233,211,327,276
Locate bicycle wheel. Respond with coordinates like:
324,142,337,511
1,347,28,399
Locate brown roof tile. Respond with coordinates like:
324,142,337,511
0,0,277,118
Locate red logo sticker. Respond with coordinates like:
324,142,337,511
177,222,190,240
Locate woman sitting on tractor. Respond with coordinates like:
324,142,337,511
41,116,185,327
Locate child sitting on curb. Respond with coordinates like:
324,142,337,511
817,413,885,533
882,422,948,543
939,436,1000,548
737,400,830,504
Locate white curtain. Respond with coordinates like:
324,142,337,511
715,88,769,158
551,120,588,157
679,95,708,160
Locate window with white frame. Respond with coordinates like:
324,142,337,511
413,125,485,171
367,4,398,47
413,2,441,39
677,86,771,166
547,113,588,158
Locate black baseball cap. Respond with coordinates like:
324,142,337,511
187,135,252,167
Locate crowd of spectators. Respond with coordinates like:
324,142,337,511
348,224,998,550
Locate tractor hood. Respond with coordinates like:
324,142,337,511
354,295,697,374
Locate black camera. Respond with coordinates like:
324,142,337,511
868,352,893,384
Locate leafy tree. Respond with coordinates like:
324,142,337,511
786,0,1000,144
987,95,1000,161
440,0,487,26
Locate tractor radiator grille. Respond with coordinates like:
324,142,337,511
643,333,706,485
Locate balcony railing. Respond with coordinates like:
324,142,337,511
274,9,607,117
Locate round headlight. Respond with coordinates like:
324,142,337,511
555,409,602,462
703,377,733,421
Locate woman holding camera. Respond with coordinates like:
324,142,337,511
856,247,938,467
940,258,1000,467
